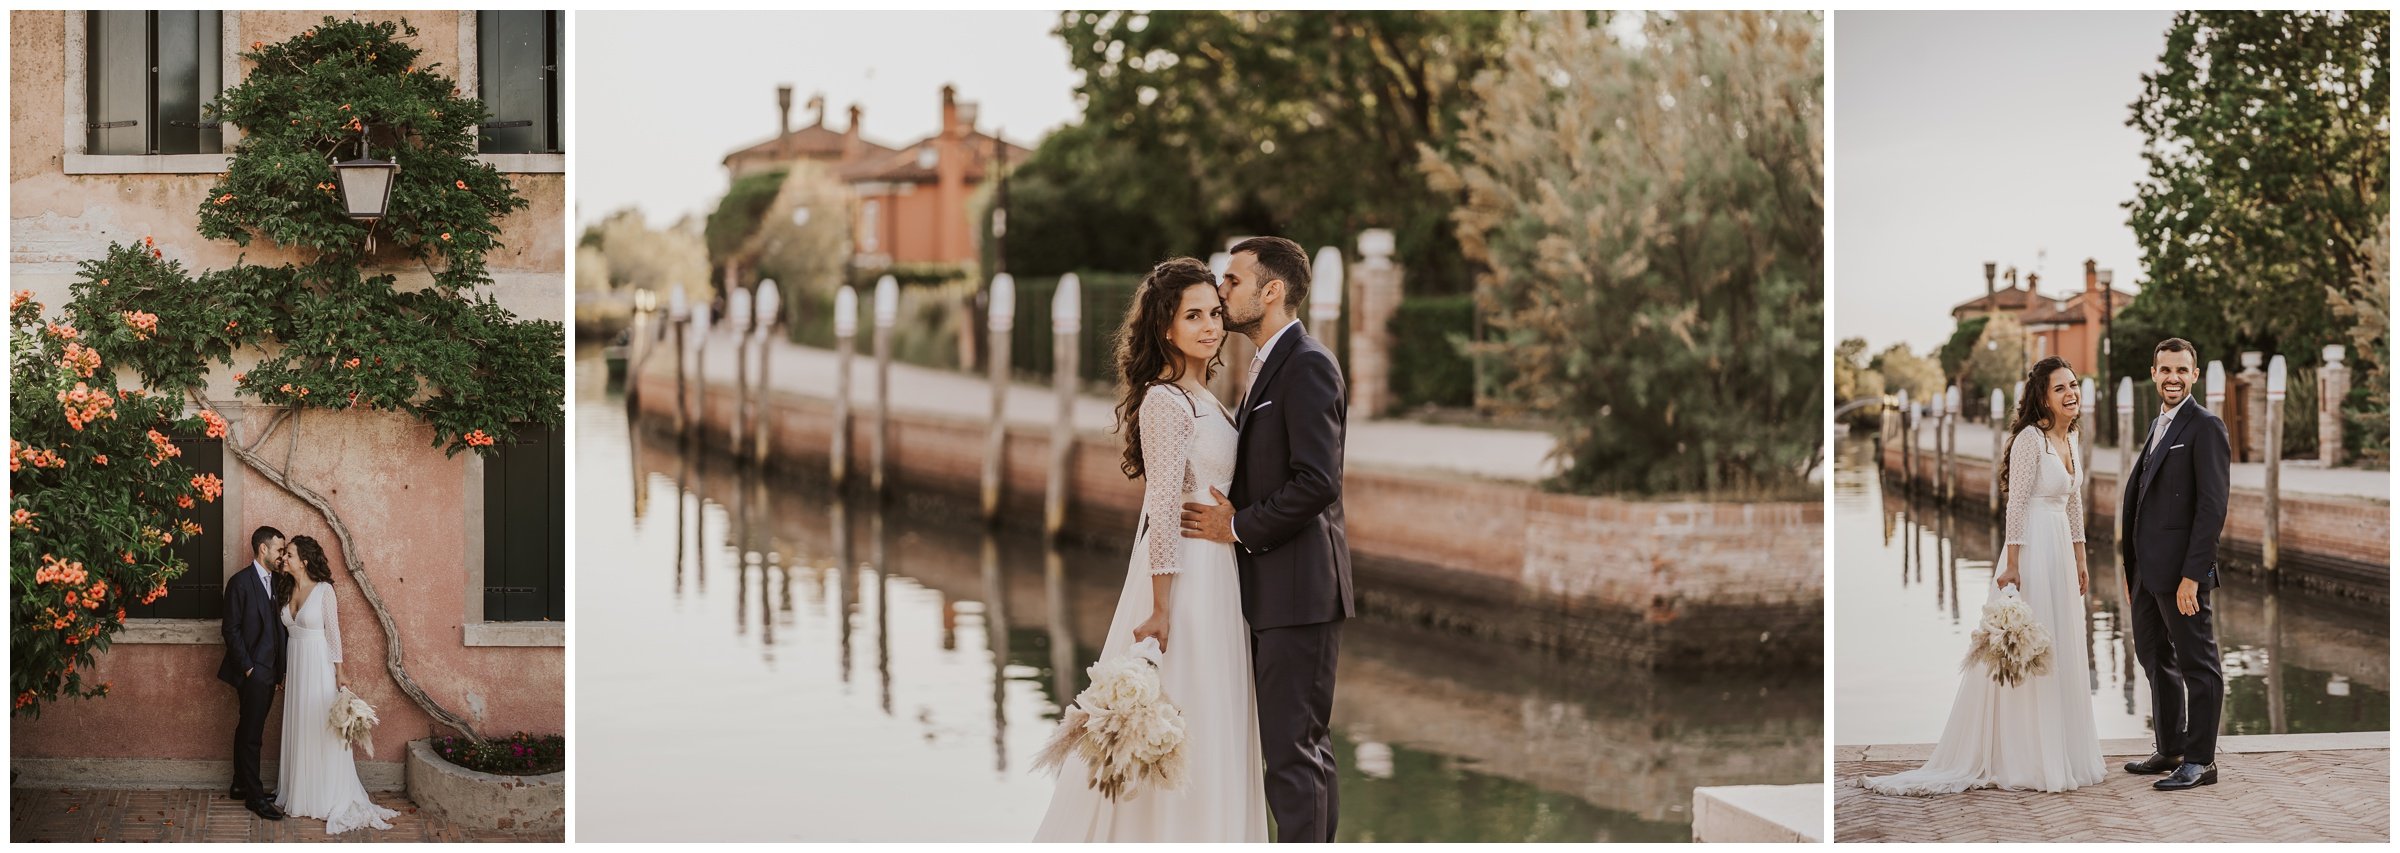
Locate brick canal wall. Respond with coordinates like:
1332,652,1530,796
1874,433,2388,589
630,367,1822,670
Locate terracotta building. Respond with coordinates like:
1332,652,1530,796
1950,259,2135,376
722,84,1027,270
9,10,564,795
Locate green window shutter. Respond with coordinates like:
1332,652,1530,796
477,11,560,155
483,424,563,622
86,11,147,155
126,434,227,620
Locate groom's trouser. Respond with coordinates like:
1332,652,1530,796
1254,621,1341,843
2129,579,2221,765
232,672,275,800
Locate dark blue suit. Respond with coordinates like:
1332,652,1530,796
2117,399,2230,764
1231,324,1351,842
218,564,286,802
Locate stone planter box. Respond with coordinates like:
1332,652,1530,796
404,739,563,832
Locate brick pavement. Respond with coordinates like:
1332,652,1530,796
9,787,561,843
1834,748,2389,842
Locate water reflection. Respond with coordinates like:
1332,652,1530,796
1833,435,2389,746
579,363,1818,842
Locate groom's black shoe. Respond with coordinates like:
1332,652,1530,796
2123,753,2183,775
2153,762,2217,790
245,799,286,820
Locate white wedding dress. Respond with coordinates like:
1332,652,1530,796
1034,383,1271,842
1863,427,2106,795
275,585,399,834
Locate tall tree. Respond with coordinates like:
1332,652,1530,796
2125,11,2388,362
1054,10,1510,291
1425,11,1823,496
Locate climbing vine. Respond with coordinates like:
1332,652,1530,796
9,292,221,716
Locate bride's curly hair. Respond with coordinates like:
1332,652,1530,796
276,536,334,607
2000,355,2080,495
1112,258,1222,479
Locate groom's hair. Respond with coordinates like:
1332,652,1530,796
250,525,284,556
1230,236,1310,317
2153,337,2199,366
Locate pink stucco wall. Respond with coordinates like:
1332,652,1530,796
10,10,563,767
11,413,564,763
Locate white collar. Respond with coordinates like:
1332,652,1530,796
1254,318,1302,366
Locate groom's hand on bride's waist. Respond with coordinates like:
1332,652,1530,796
1179,487,1238,544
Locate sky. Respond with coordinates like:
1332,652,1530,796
573,11,1081,232
1834,10,2177,355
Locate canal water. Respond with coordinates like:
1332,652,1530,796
574,358,1820,842
1833,435,2390,747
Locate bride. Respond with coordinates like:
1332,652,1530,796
1033,257,1271,841
273,536,400,834
1862,356,2106,795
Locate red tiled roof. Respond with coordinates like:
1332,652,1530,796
722,124,899,167
841,131,1031,185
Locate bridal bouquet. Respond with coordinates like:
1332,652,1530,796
328,686,381,758
1963,585,2054,687
1031,637,1189,802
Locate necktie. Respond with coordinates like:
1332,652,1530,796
2145,410,2174,460
1242,351,1264,405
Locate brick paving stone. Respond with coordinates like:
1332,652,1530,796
10,787,561,843
1834,748,2389,842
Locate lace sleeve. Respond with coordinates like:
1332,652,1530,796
2066,433,2086,544
323,586,343,664
1138,386,1197,576
2003,427,2042,546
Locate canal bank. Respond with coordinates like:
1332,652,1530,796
1873,420,2389,596
1834,433,2386,749
577,369,1822,841
625,333,1822,670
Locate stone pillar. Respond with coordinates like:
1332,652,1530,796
2239,351,2267,463
2319,346,2349,467
1348,229,1403,419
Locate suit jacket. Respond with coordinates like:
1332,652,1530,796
216,564,288,687
1231,326,1355,630
2117,399,2230,596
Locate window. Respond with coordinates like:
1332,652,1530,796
476,11,561,155
481,423,563,622
86,11,224,156
125,433,226,620
861,200,881,252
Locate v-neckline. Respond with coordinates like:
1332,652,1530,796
2047,431,2077,478
288,583,317,621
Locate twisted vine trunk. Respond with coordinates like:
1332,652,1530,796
193,391,483,742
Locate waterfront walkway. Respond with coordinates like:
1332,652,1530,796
1833,732,2389,842
1901,420,2388,501
653,331,1562,484
8,787,559,842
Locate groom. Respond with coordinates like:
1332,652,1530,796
218,525,290,820
2118,338,2230,791
1182,236,1353,842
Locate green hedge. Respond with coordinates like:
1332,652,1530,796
1390,295,1476,409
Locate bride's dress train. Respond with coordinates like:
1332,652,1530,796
1862,427,2106,795
1033,384,1270,841
275,586,399,834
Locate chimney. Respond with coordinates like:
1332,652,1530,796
808,92,827,128
941,84,960,138
2083,258,2098,294
777,85,793,140
844,103,864,162
2027,272,2040,294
